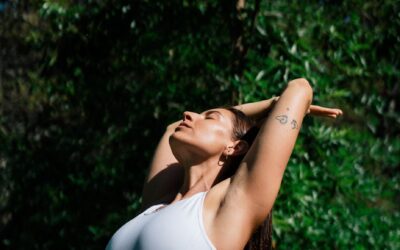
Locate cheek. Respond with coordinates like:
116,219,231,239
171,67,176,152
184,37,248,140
170,125,231,156
195,127,229,149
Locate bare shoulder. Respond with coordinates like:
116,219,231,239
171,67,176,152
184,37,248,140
141,163,184,211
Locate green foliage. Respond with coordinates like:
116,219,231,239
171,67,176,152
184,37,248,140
0,0,399,249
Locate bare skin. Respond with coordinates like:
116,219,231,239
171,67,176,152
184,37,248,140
141,78,343,249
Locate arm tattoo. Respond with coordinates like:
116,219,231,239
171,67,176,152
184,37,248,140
291,119,299,129
275,114,299,129
275,115,288,124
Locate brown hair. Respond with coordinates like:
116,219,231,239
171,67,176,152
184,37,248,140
223,107,273,250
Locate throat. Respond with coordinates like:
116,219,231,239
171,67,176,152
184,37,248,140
176,157,224,202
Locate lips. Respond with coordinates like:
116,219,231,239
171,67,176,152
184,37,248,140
178,122,191,128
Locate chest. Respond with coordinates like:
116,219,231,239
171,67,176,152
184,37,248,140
107,192,216,250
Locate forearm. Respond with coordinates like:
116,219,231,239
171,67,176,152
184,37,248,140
234,97,279,121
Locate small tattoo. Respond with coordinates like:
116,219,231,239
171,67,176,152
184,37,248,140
291,120,298,129
275,115,288,124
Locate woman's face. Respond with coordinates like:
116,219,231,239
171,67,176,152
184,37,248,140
169,108,235,160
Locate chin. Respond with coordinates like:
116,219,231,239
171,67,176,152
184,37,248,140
170,131,197,148
169,133,193,163
169,130,187,146
170,134,223,163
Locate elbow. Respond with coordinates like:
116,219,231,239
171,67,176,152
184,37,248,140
288,78,313,100
288,78,312,90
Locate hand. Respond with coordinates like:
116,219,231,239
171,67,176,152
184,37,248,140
272,96,343,119
307,105,343,119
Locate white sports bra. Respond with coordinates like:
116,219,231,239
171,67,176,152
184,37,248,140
106,191,216,250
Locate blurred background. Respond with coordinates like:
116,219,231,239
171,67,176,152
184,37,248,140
0,0,399,249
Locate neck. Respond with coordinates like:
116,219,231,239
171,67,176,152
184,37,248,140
173,156,225,202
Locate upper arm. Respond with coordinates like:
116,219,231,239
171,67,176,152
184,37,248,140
141,121,184,209
145,121,180,182
215,79,313,231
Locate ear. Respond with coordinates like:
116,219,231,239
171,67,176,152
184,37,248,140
225,140,249,157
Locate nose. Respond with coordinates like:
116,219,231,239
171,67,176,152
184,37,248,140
183,111,196,121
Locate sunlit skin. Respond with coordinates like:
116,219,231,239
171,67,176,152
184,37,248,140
170,109,235,163
169,108,246,201
142,78,343,250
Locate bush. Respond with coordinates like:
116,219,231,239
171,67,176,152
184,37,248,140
0,0,398,249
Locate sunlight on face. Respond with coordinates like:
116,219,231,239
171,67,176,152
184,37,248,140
170,108,235,159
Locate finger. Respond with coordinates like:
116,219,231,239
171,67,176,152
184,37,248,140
310,105,330,113
309,110,342,119
309,106,334,116
310,105,343,117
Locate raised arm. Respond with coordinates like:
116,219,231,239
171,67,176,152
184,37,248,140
235,97,342,121
234,97,280,122
141,98,283,210
212,78,313,248
141,121,183,209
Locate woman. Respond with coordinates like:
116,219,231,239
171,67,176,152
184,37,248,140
106,78,343,250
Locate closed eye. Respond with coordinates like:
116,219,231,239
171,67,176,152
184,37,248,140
206,113,219,119
202,110,223,120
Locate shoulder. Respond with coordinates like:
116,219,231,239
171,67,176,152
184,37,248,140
141,163,184,211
